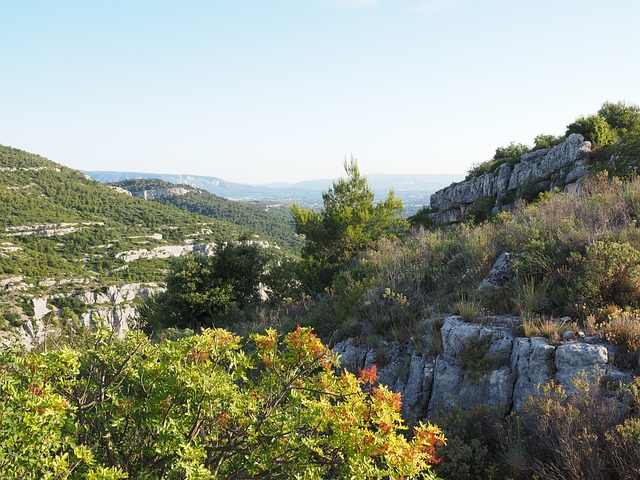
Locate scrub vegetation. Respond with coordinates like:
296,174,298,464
3,101,640,478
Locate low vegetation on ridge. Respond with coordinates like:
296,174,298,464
466,100,640,181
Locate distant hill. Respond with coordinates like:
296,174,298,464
110,178,303,253
84,171,464,214
0,144,262,288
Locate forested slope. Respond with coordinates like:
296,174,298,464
0,144,259,289
111,178,302,253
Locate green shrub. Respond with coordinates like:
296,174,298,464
460,334,509,382
408,205,436,229
607,418,640,480
1,311,23,329
465,195,496,224
453,297,482,323
434,405,503,480
514,275,550,315
598,101,640,135
611,130,640,176
566,114,616,148
0,327,446,479
533,133,565,150
571,241,640,313
592,307,640,370
466,143,531,181
522,373,635,480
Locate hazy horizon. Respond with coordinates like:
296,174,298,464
83,167,464,188
2,1,639,184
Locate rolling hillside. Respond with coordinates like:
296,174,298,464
110,178,303,254
0,144,267,290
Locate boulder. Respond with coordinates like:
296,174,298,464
510,336,555,410
477,252,515,304
554,342,609,389
32,297,50,320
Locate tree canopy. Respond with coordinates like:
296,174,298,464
140,242,270,332
565,114,616,148
290,159,407,291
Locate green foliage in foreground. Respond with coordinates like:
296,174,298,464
0,327,445,479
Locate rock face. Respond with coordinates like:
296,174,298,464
335,316,618,422
131,187,190,200
7,239,272,348
115,244,216,263
430,134,592,224
14,283,164,349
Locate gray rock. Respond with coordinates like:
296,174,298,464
32,297,51,320
80,305,138,337
335,315,625,421
427,317,515,417
554,342,609,389
430,134,592,224
565,165,588,184
511,336,555,410
334,338,369,372
401,353,436,420
477,252,515,303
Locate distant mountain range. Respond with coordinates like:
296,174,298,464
83,171,464,213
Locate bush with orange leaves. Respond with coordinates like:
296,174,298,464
0,327,445,479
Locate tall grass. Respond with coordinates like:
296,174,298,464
453,296,483,323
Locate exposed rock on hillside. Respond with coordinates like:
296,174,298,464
13,283,164,349
430,134,592,224
2,222,105,237
335,316,620,422
130,187,190,200
114,239,271,262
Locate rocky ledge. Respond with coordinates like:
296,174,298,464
10,283,163,350
335,316,627,422
430,134,592,224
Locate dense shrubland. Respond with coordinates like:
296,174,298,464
294,174,640,369
0,327,444,479
136,143,640,476
140,242,272,333
4,101,640,478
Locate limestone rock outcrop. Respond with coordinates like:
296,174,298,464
131,187,190,200
335,316,621,422
430,134,592,224
13,283,164,349
476,252,516,304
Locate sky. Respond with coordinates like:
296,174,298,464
2,0,639,185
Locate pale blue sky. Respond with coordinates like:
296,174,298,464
2,0,639,184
